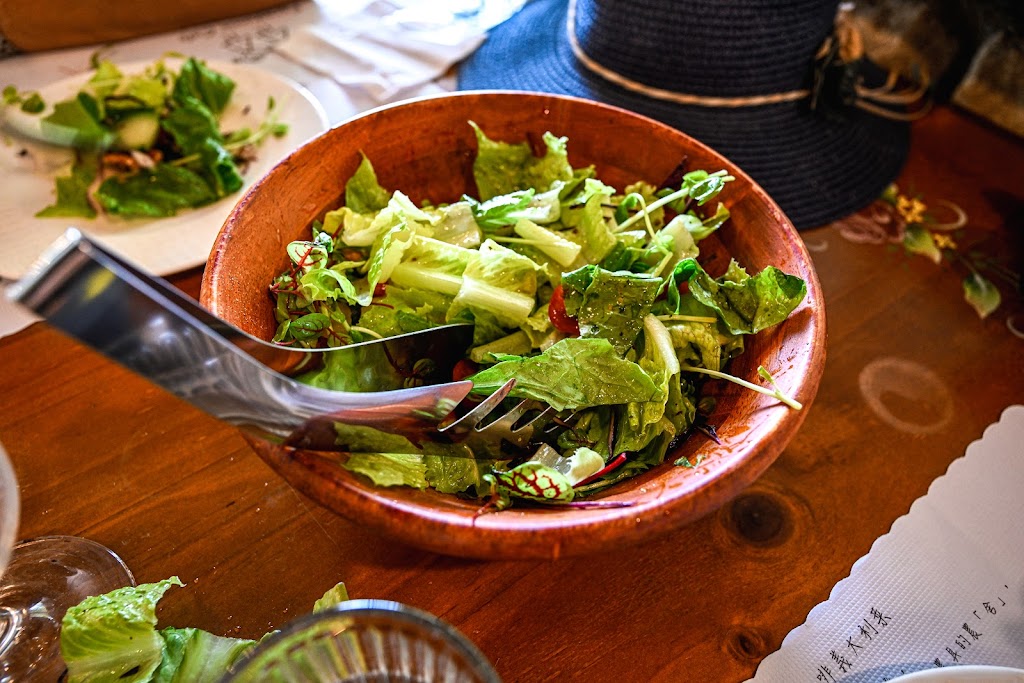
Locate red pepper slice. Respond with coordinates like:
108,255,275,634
548,285,580,336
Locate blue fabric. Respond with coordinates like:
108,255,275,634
458,0,909,230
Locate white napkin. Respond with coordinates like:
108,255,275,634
750,405,1024,682
272,0,487,103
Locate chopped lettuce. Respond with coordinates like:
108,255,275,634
470,122,573,199
265,122,807,505
468,337,661,411
62,577,185,683
685,258,807,335
561,266,663,355
344,453,429,489
153,629,254,683
341,153,393,213
61,578,353,683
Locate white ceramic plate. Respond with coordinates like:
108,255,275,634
0,58,330,279
889,666,1024,682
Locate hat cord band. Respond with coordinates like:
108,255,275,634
565,0,810,107
565,0,930,120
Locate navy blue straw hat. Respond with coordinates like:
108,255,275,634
458,0,914,230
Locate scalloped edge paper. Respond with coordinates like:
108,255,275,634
750,405,1024,683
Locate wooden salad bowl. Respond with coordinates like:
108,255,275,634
200,91,826,560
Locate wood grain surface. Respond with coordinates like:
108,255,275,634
0,105,1021,682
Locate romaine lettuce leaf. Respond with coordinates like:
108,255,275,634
313,582,350,612
571,180,617,262
343,453,428,489
364,221,415,301
62,577,184,683
449,239,539,327
561,266,662,355
468,337,660,411
61,575,358,683
470,122,573,199
153,628,254,683
344,153,391,214
424,455,491,494
613,316,676,454
355,284,451,337
684,258,807,335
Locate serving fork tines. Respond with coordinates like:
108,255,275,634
5,229,566,459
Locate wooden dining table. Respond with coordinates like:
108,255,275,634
1,104,1021,682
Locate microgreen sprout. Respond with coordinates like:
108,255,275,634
681,364,803,410
615,169,735,232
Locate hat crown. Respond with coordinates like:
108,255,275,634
575,0,839,96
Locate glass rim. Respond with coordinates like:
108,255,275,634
221,598,502,683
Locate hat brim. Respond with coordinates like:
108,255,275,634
457,0,909,230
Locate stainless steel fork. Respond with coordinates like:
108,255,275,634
6,229,564,457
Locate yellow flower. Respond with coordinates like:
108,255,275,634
897,196,926,223
896,195,927,224
932,232,957,250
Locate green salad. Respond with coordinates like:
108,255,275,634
60,577,350,682
3,56,288,219
270,123,807,510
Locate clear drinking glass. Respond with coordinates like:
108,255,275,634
222,599,502,683
0,442,135,679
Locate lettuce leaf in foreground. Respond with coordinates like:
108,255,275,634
62,578,184,683
36,157,98,218
61,577,351,683
152,628,254,683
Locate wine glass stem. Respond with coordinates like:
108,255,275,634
0,606,21,655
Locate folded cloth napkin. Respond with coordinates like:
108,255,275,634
272,0,487,103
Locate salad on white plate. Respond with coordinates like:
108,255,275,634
0,54,329,279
